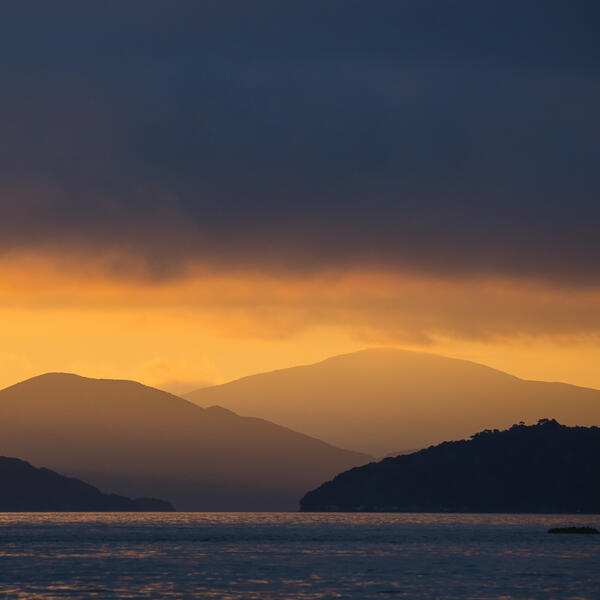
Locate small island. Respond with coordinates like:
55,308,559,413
300,419,600,513
0,456,174,511
548,527,599,534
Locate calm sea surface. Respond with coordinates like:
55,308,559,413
0,512,599,599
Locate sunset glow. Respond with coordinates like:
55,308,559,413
2,3,600,598
2,250,600,392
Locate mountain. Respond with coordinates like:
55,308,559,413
0,374,369,511
300,419,600,513
0,456,173,511
185,349,600,455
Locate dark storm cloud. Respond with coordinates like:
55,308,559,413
1,1,599,283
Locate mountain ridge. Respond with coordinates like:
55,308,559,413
185,348,600,455
0,373,369,510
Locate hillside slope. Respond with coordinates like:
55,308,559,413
0,374,368,510
186,349,600,455
0,456,173,511
300,419,600,513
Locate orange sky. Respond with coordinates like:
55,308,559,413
2,252,600,393
2,2,599,402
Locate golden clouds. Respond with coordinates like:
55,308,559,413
1,252,600,391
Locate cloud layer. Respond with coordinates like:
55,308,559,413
1,2,599,284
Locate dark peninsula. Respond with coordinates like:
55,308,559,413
300,419,600,513
0,456,173,511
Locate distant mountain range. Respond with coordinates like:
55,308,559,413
185,349,600,455
0,456,173,511
300,419,600,513
0,374,368,510
3,349,599,512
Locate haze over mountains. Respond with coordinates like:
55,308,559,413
0,374,368,510
3,349,599,512
186,349,600,456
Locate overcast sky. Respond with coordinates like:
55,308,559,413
2,2,600,390
2,1,599,284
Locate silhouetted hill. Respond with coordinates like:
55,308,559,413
383,449,420,459
0,456,173,511
300,420,600,513
185,349,600,455
0,373,368,510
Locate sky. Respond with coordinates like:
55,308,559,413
1,1,600,392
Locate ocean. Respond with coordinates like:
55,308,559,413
0,512,598,599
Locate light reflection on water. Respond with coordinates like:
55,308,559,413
0,513,599,599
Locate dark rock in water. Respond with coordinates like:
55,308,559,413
0,456,174,511
300,419,600,513
548,527,599,534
